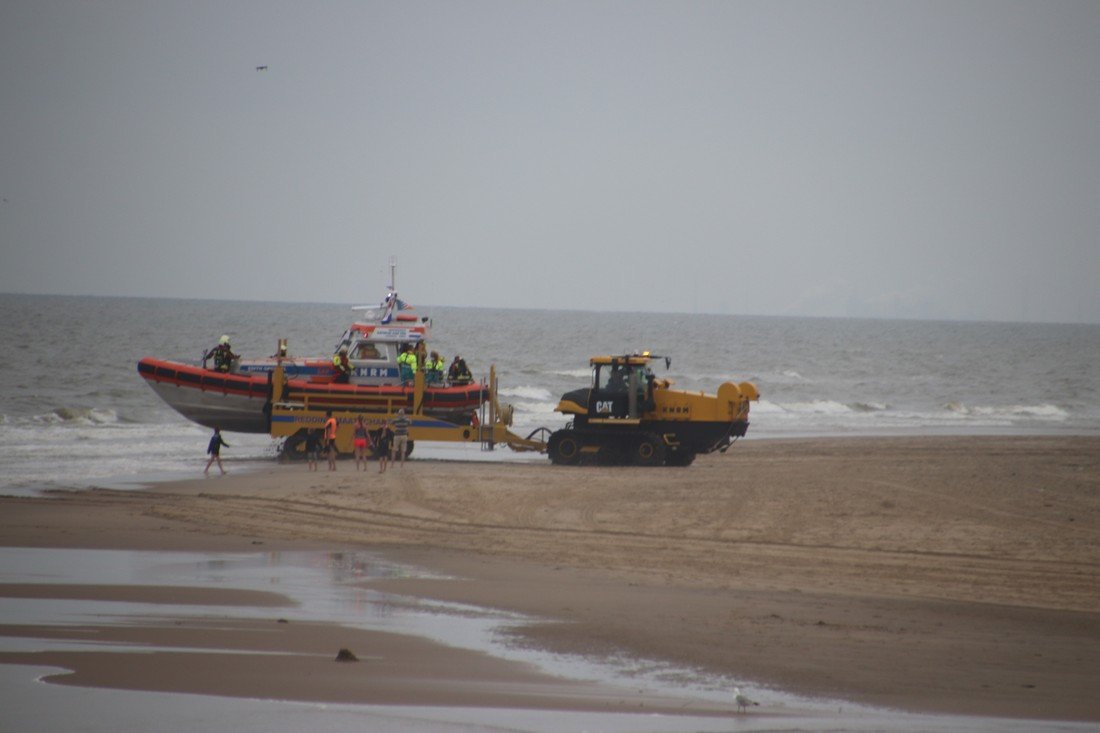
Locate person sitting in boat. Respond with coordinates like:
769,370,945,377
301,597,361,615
332,347,351,384
203,335,238,372
448,355,472,385
397,344,418,384
425,351,445,385
353,342,382,360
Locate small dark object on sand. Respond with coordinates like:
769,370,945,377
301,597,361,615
335,648,359,662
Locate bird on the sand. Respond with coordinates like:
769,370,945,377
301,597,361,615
734,686,759,713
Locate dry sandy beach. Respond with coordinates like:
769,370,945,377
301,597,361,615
2,435,1099,723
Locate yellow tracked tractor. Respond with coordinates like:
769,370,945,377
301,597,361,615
548,353,759,466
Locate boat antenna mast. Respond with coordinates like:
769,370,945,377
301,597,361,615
350,255,399,316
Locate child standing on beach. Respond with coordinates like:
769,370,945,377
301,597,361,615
204,427,229,475
353,416,373,471
374,426,392,474
305,428,321,471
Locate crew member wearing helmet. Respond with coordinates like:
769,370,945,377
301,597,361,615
204,335,239,372
448,355,472,385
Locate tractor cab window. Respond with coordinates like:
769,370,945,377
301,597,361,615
595,364,628,392
592,363,632,419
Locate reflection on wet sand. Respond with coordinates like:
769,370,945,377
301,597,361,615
0,547,1093,733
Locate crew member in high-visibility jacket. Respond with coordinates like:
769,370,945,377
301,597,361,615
397,344,417,384
425,351,445,385
332,347,351,383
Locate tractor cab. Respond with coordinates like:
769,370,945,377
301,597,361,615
550,351,757,466
589,354,661,419
555,353,671,423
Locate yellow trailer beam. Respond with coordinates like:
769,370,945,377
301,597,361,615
267,362,546,456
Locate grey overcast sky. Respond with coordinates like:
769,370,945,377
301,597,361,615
1,1,1098,323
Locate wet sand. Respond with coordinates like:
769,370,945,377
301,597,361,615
0,612,723,715
2,436,1099,722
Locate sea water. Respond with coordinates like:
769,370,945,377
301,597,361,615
1,293,1098,495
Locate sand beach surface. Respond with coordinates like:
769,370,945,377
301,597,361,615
2,435,1099,723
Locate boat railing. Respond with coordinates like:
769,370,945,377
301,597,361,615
274,388,417,416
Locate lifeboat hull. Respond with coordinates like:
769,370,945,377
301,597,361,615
137,358,488,433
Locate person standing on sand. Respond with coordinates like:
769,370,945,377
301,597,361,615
352,416,372,471
204,427,229,475
324,410,338,471
374,427,392,474
390,408,410,467
305,428,321,471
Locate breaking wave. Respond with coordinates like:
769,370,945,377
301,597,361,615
850,402,889,413
776,400,855,415
750,399,1075,432
37,407,122,425
499,385,555,402
944,402,1069,420
550,368,591,379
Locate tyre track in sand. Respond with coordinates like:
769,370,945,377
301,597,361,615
139,487,1100,612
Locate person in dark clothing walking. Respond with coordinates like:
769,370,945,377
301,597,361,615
373,426,392,474
305,428,321,471
204,427,229,475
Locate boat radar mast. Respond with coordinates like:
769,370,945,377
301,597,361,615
352,256,401,316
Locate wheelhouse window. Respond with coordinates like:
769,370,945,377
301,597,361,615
353,342,386,361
